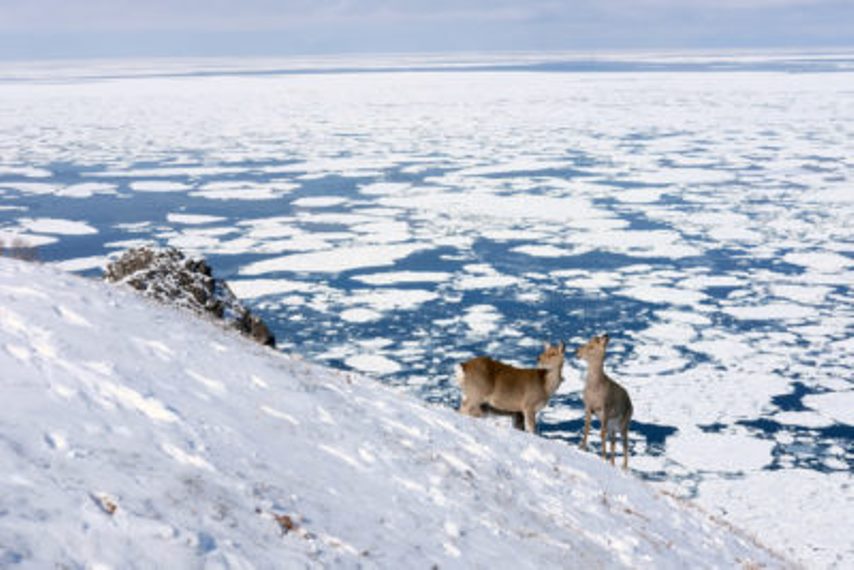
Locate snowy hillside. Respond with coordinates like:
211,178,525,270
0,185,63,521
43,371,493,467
0,257,787,568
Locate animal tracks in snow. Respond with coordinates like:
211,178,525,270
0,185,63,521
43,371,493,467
260,405,299,425
131,337,175,361
161,442,214,471
0,305,58,360
54,305,92,328
186,369,227,396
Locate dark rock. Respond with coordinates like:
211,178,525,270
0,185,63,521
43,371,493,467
104,247,276,347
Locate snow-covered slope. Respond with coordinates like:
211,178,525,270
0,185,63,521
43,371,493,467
0,258,787,568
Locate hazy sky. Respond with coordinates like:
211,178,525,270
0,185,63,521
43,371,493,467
0,0,852,59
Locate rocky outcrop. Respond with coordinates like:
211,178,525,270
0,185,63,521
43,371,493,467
104,247,275,347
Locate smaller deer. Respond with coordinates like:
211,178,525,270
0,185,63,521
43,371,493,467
456,342,565,434
576,334,633,469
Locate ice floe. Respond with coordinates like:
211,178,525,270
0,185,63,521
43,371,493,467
667,431,775,472
344,354,402,375
129,181,192,193
227,279,309,299
166,213,227,225
18,218,98,236
240,243,427,275
191,181,298,201
803,391,854,425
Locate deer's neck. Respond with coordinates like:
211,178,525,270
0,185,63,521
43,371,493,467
584,358,606,385
544,362,564,396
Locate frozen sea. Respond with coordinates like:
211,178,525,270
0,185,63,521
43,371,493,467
0,52,852,566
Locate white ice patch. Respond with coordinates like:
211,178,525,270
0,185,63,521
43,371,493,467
573,230,701,259
512,244,570,258
92,165,248,178
359,182,413,196
52,256,109,272
240,243,426,275
770,284,833,304
773,411,833,428
635,321,697,345
611,188,666,203
340,308,383,323
166,213,226,225
0,182,58,195
462,305,502,337
456,158,573,177
803,391,854,425
457,264,519,291
623,168,734,186
56,182,118,198
0,165,52,178
227,279,308,299
344,354,401,375
783,252,851,273
457,274,518,290
621,285,707,307
344,288,438,312
129,180,191,193
191,181,298,201
722,303,814,321
379,189,615,228
559,270,623,291
18,218,98,236
292,196,348,208
667,431,774,472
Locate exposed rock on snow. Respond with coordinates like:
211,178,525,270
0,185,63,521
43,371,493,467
0,258,790,568
104,247,275,347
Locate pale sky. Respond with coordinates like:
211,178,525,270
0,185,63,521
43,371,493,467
0,0,851,59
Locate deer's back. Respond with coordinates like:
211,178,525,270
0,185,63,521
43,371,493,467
461,356,547,408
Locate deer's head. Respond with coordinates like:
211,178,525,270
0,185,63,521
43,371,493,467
537,341,566,369
575,334,609,362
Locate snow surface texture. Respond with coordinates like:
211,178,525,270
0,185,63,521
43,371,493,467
0,258,785,568
0,54,852,567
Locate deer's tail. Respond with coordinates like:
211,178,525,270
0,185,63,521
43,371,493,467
454,363,466,386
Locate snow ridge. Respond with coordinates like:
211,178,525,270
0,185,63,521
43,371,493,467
0,258,787,568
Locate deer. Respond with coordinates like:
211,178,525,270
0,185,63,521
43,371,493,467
456,341,565,434
575,334,633,469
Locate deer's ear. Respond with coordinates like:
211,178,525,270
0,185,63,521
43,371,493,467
558,341,566,353
544,341,550,350
601,333,610,345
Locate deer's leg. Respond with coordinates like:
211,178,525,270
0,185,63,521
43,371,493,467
580,409,591,450
523,407,537,434
459,395,484,417
600,415,608,460
609,431,616,465
621,418,630,470
512,412,525,431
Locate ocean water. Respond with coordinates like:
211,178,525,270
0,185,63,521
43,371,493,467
0,52,852,565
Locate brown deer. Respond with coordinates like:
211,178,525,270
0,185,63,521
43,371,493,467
576,334,633,469
456,342,565,434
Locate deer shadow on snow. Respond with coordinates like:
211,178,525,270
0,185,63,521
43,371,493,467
482,392,679,467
